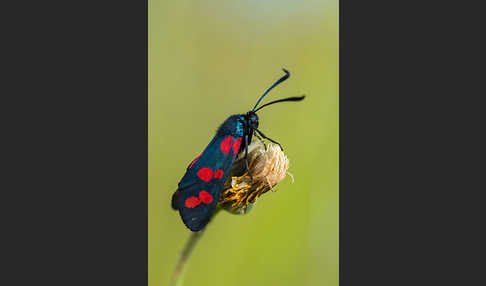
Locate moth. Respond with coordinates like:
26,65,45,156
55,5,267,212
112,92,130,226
171,69,304,231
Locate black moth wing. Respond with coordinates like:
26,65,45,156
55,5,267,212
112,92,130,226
173,134,243,231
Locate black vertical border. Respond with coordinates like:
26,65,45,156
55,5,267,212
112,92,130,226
340,0,429,283
341,1,483,285
3,0,148,285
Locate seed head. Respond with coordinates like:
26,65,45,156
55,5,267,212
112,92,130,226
218,140,292,214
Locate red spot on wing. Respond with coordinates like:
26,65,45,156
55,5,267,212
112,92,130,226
199,190,213,204
214,169,224,179
197,167,213,182
188,154,202,169
233,137,242,155
220,136,234,154
185,196,201,208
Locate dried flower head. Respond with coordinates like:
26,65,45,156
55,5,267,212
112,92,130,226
218,140,292,214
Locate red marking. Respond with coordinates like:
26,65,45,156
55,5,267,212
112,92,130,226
185,196,201,208
220,136,234,154
188,154,201,169
214,169,224,179
199,190,213,204
197,167,213,182
233,137,242,155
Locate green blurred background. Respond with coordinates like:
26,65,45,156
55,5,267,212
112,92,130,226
149,1,338,285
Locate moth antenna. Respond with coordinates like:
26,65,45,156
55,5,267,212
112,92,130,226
251,68,290,112
254,95,306,113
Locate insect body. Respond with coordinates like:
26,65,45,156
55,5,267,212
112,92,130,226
171,69,305,231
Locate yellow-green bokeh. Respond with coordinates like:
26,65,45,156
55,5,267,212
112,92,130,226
149,1,338,285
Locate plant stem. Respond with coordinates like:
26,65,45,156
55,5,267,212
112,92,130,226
169,208,221,286
169,229,205,286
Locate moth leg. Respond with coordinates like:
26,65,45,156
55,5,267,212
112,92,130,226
254,131,267,150
244,134,253,180
255,128,283,151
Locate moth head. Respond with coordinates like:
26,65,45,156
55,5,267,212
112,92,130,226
246,111,259,129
